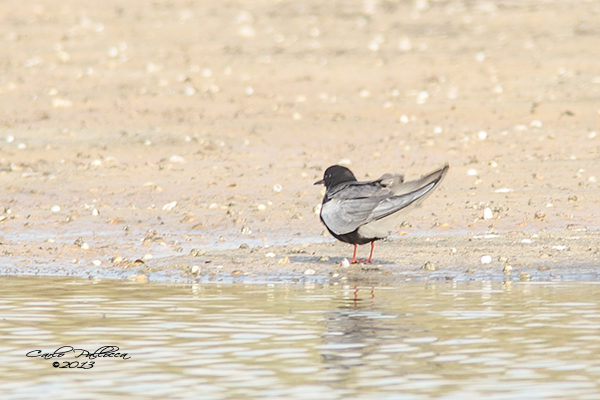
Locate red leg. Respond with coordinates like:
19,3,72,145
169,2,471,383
350,244,359,264
365,242,375,263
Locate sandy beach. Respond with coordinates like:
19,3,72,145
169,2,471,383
0,0,598,283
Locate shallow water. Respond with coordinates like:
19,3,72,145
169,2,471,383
1,277,600,399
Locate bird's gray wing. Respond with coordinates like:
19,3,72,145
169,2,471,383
369,164,449,221
368,180,437,221
320,183,390,235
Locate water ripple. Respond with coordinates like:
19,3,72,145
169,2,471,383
1,278,600,399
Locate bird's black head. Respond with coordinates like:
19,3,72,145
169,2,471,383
314,165,357,188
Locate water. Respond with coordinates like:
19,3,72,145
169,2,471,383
1,277,600,399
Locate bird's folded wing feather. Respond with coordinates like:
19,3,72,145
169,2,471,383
369,180,437,221
388,165,447,196
370,165,448,220
321,183,390,235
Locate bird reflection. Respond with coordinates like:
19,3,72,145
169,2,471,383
319,287,409,377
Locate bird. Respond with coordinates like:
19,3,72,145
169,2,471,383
314,163,449,264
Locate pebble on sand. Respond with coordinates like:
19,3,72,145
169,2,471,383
278,257,290,265
189,248,206,257
530,120,542,128
422,261,436,271
52,98,73,108
162,201,177,211
74,238,90,249
169,155,186,163
483,208,493,220
480,255,492,264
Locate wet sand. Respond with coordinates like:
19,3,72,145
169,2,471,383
0,0,599,283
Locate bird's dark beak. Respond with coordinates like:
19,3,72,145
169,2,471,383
314,179,324,185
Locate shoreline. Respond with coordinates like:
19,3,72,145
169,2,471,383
1,229,598,284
